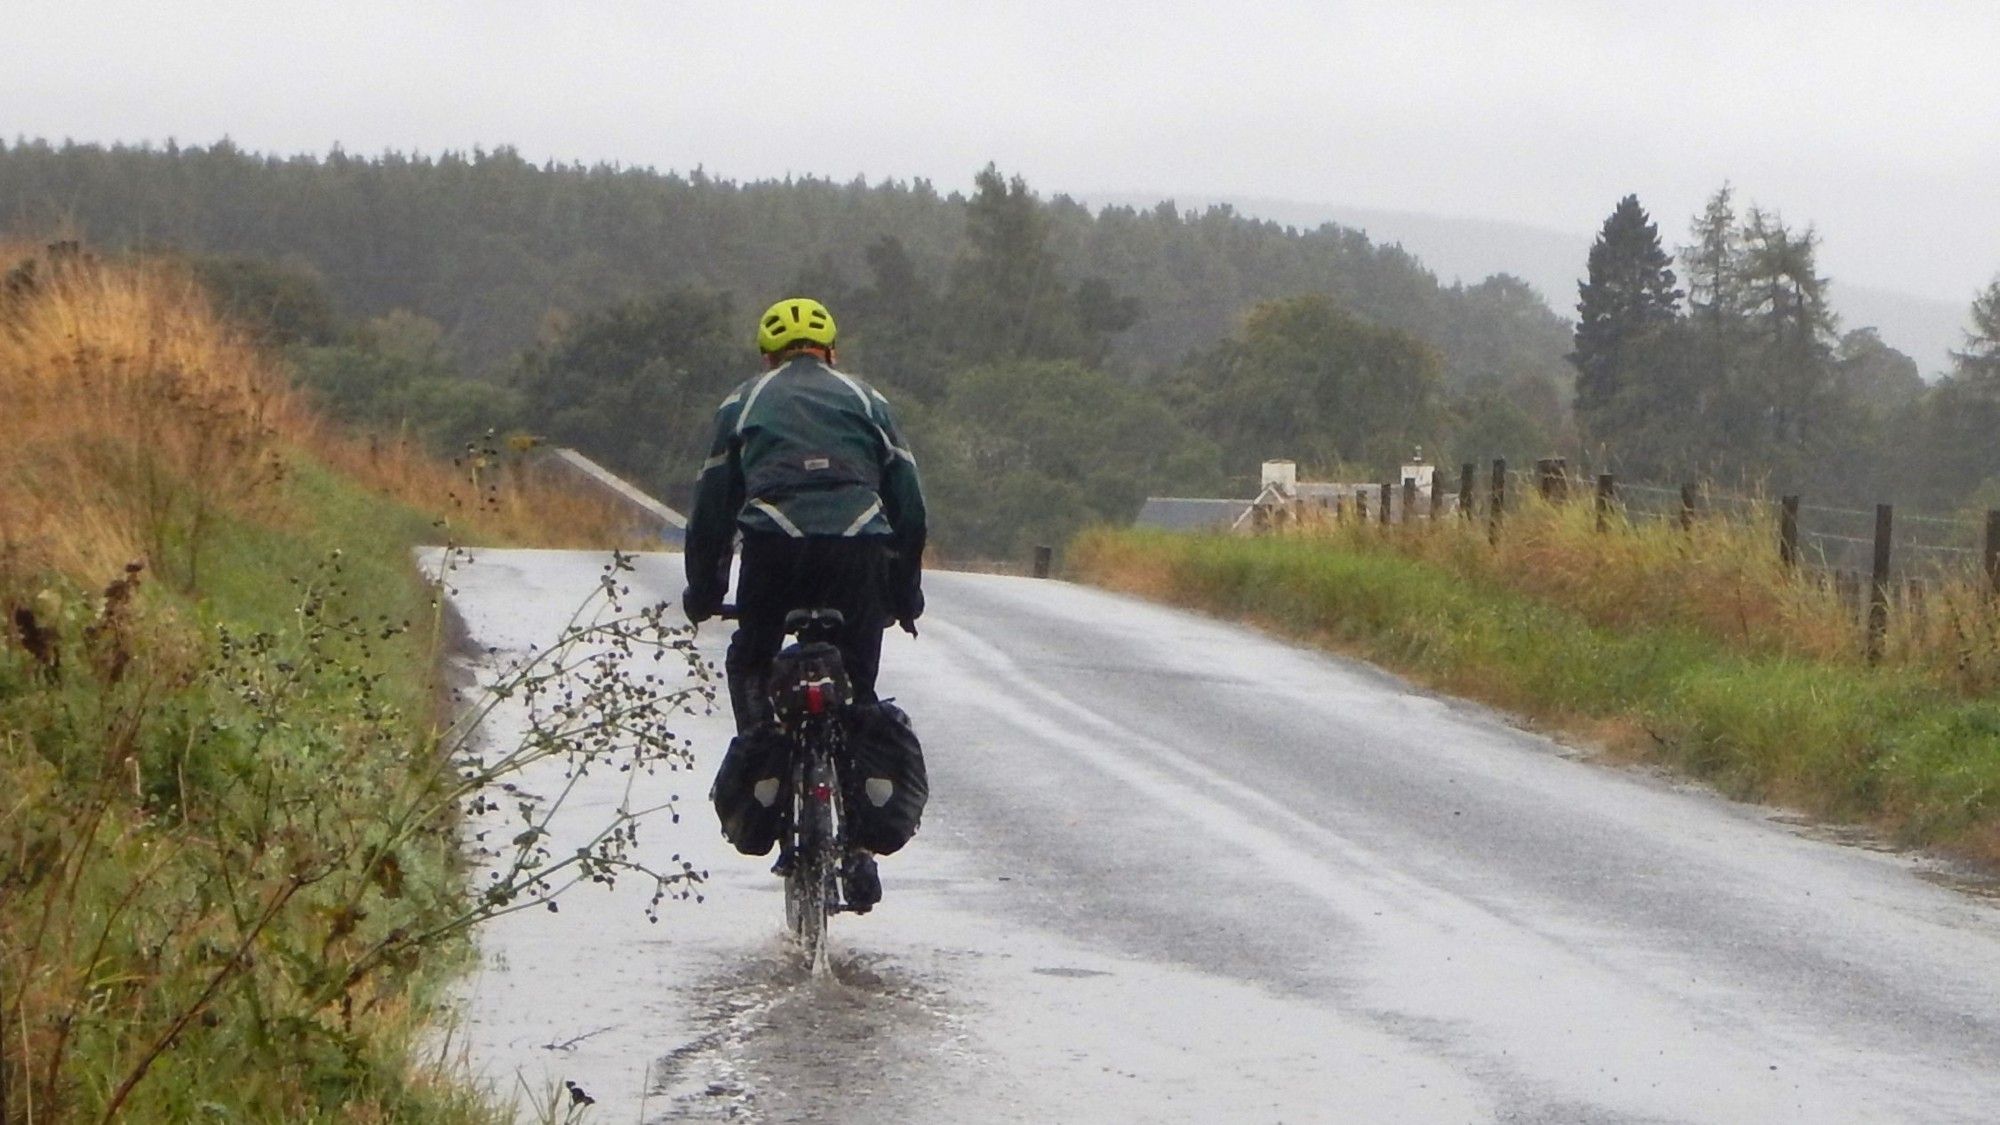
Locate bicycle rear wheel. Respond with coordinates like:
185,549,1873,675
785,749,838,974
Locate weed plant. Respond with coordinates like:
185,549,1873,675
1,242,707,1120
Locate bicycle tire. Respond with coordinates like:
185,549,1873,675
786,741,839,974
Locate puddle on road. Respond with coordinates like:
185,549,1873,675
644,939,976,1123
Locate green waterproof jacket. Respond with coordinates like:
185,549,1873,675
684,354,927,606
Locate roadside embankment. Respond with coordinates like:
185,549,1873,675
1071,516,2000,866
0,242,632,1121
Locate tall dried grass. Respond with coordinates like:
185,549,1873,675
0,241,654,1121
0,240,638,595
0,242,297,584
1287,489,2000,695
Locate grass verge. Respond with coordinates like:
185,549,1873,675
1,241,654,1121
1070,526,2000,864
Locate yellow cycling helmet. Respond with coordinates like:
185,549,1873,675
756,297,838,354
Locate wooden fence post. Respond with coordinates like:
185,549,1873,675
1033,545,1053,579
1459,463,1476,521
1355,489,1368,523
1779,495,1800,570
1986,510,2000,598
1595,474,1615,533
1679,483,1698,532
1402,478,1417,528
1867,504,1892,664
1489,459,1506,544
1429,474,1443,520
1379,482,1392,526
1536,458,1569,502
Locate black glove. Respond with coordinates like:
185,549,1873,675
892,582,924,635
681,585,723,625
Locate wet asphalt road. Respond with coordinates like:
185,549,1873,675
444,550,2000,1124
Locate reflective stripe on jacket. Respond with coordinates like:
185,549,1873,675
684,355,927,599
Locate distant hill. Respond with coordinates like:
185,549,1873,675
1085,194,1969,379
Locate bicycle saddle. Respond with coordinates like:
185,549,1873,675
784,607,845,637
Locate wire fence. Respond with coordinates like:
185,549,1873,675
1467,463,1997,584
1276,457,2000,665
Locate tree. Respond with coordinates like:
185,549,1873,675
290,311,523,447
949,166,1064,362
1682,184,1745,327
1442,274,1574,389
1736,207,1839,453
1632,185,1864,486
1571,195,1681,438
1739,209,1835,351
1877,278,2000,510
1834,328,1923,417
1954,278,2000,386
1583,318,1712,479
843,235,948,404
190,255,340,347
512,289,743,492
0,139,1579,421
945,165,1136,366
916,359,1219,557
1175,294,1443,477
1879,375,2000,510
1444,379,1558,471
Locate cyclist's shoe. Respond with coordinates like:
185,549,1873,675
771,848,795,878
841,850,881,913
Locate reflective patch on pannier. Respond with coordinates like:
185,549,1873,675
841,701,928,854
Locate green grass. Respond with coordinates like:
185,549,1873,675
1073,528,2000,858
3,455,496,1123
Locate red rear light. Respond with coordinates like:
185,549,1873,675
806,683,824,714
812,784,832,802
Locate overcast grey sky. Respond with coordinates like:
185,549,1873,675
7,0,1997,305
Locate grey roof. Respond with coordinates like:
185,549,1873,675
1295,481,1373,500
1135,497,1254,531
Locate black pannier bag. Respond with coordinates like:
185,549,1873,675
840,701,928,855
711,726,791,856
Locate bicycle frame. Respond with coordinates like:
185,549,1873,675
753,607,856,975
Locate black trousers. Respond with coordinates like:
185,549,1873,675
724,534,889,732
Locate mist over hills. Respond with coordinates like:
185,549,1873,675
1086,193,1969,379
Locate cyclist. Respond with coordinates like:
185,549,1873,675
682,297,927,905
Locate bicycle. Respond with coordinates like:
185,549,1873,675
722,605,866,975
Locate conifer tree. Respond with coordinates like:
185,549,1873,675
1682,184,1745,326
1571,195,1681,436
1737,208,1839,451
1954,279,2000,386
